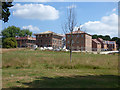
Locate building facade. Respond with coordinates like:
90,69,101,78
66,28,92,51
97,38,108,51
16,36,36,48
92,39,101,52
105,41,117,51
34,31,63,49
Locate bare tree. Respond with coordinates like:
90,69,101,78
62,8,77,62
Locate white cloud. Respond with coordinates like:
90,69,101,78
22,25,40,33
67,4,76,9
11,3,59,20
112,8,116,12
80,13,118,37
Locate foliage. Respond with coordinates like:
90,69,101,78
111,37,120,49
2,26,32,48
19,29,32,37
92,34,120,49
2,26,32,38
3,37,17,48
92,34,111,41
0,0,13,23
92,34,98,39
2,26,20,38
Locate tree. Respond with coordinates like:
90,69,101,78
2,26,32,38
19,29,32,37
2,26,32,48
62,8,77,62
111,37,118,41
97,35,103,39
2,26,20,39
111,37,120,49
103,35,111,41
3,37,17,48
0,0,13,23
92,34,98,39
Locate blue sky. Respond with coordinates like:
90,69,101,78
1,2,118,37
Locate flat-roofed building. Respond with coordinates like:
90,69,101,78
34,31,63,49
66,28,92,51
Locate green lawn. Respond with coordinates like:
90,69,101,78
2,49,119,88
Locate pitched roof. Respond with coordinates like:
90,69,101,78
34,31,63,37
97,38,103,41
16,36,36,40
66,30,91,36
66,30,85,34
92,39,101,44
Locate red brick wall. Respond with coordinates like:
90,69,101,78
36,34,62,49
66,33,92,51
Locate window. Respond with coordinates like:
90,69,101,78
72,40,74,44
67,41,69,44
77,34,80,37
81,34,84,37
41,40,42,43
36,35,38,39
77,41,79,44
81,41,84,44
68,35,70,38
67,46,69,49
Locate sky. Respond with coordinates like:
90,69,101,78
1,1,118,38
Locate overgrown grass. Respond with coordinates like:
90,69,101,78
2,49,119,88
2,49,118,70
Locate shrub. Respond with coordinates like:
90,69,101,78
3,37,17,48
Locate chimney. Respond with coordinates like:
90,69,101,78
78,28,80,31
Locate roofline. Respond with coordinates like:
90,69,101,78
66,32,92,36
34,33,63,37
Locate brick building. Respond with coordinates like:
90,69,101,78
16,36,36,48
66,28,92,51
105,41,117,51
34,31,63,49
97,38,108,51
92,39,101,52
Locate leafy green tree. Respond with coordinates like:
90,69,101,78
2,26,20,38
104,35,111,41
0,0,13,23
19,29,32,37
2,26,32,48
111,37,118,41
2,26,32,38
92,34,98,39
3,37,17,48
97,35,103,39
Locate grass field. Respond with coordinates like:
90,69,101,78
2,49,119,88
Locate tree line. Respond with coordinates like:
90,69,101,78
92,34,120,49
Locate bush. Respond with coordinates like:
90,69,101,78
3,37,17,48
